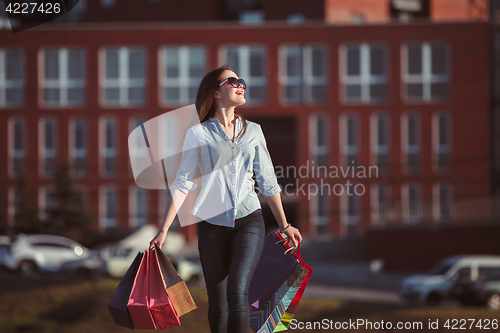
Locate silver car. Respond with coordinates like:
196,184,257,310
3,234,90,278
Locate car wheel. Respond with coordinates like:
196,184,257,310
18,260,39,279
487,294,500,312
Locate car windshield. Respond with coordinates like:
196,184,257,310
428,258,459,275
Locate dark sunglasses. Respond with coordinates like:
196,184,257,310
219,77,247,89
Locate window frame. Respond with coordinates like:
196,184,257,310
38,47,86,108
340,42,389,105
0,48,25,108
158,45,207,107
99,46,147,108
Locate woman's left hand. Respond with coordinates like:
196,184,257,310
284,226,302,248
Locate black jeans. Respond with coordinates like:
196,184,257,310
198,209,265,333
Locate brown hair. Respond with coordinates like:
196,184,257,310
195,65,248,141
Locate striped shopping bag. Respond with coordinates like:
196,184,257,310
273,232,313,332
249,262,308,332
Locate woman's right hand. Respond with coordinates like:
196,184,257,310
149,230,167,250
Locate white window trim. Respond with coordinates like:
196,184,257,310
401,112,420,173
8,117,26,178
341,191,360,232
308,113,329,167
69,117,87,177
8,186,16,226
402,183,421,224
129,185,147,228
341,43,388,104
370,113,390,170
99,46,147,107
38,116,57,177
0,48,24,108
432,112,452,173
279,44,328,105
219,44,267,105
159,45,207,106
402,42,450,102
99,116,118,177
39,47,86,108
371,184,390,226
433,182,452,223
309,190,329,235
340,113,359,167
99,185,118,230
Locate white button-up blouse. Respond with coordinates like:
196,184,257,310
171,116,281,227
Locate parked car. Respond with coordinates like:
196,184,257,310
0,236,11,270
59,249,106,279
3,234,91,278
451,267,500,311
400,255,500,304
103,224,202,282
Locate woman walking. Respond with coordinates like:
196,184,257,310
149,65,302,333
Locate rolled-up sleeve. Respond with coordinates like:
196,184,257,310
253,125,281,198
171,127,199,196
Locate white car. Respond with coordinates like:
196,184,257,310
3,234,90,278
400,255,500,304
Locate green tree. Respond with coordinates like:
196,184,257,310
44,162,94,245
12,167,41,235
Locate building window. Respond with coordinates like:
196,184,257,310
100,186,117,229
39,187,55,221
39,117,57,177
309,114,328,168
70,117,87,176
222,45,266,105
129,116,148,176
280,45,327,104
311,190,328,234
402,113,420,173
101,47,146,106
403,183,421,224
0,49,24,107
160,46,206,106
433,112,451,172
9,118,26,177
342,191,360,235
287,14,305,25
403,43,449,102
434,183,452,223
130,186,147,228
239,11,264,25
8,187,22,227
40,48,85,107
371,114,390,173
99,117,118,176
341,44,388,103
341,114,359,167
371,184,390,225
100,0,116,8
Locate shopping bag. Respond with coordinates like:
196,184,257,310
107,252,143,329
127,250,156,329
154,243,197,317
273,232,313,332
249,262,308,333
149,248,181,329
249,233,298,309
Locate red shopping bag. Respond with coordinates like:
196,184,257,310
127,250,156,329
149,248,181,329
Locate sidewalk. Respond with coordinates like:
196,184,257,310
303,284,403,304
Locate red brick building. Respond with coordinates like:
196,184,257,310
0,1,492,241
